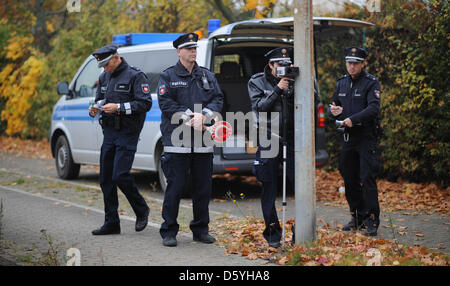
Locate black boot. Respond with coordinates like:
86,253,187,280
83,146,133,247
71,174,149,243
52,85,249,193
363,214,379,237
193,233,216,244
342,212,364,231
92,224,121,235
135,208,150,232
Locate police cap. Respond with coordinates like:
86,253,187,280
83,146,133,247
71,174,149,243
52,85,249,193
92,44,119,68
173,33,199,49
345,46,368,63
265,47,293,63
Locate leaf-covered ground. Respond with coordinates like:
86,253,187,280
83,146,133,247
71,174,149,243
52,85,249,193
0,136,51,160
212,216,449,266
315,169,450,216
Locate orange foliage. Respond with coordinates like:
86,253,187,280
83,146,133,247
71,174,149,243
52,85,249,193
0,36,44,136
244,0,276,18
4,35,33,61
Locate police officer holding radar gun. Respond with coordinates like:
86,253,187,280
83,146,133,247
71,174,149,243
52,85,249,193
328,47,382,236
88,44,152,235
248,47,297,248
157,33,223,247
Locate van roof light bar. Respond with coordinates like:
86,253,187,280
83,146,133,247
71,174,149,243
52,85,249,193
112,33,184,46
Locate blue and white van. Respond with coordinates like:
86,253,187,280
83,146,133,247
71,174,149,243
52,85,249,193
50,17,373,191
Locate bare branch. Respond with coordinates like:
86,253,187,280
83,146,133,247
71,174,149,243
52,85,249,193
205,0,239,23
45,9,66,16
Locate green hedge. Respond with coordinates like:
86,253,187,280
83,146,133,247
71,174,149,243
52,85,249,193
316,0,449,186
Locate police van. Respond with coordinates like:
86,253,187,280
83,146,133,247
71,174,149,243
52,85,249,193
51,17,373,191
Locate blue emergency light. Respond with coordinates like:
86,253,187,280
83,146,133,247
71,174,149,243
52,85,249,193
113,19,221,46
208,19,221,36
112,33,184,46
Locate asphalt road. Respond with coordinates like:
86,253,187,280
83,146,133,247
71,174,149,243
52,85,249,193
0,185,266,266
0,153,448,266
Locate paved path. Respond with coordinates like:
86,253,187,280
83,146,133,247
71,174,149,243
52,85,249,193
0,186,263,266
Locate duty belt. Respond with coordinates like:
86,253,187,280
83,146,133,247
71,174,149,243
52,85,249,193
163,146,214,153
100,115,120,130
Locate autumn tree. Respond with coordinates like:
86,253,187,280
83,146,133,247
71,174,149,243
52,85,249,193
205,0,291,22
0,0,79,136
0,0,73,54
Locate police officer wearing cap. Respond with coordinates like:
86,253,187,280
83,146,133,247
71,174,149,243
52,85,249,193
157,33,223,247
328,47,382,236
248,47,295,248
88,44,152,235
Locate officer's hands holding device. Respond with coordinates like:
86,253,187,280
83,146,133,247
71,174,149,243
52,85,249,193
330,101,343,117
189,112,206,131
102,103,120,114
277,77,290,90
331,103,352,128
89,99,106,118
89,102,118,116
341,117,353,127
88,106,100,117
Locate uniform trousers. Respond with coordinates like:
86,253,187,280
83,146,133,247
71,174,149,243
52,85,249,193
99,126,149,227
254,139,294,243
338,133,381,221
159,152,213,238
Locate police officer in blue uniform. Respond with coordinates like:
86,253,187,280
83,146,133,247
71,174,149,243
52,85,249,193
248,47,295,248
328,47,382,236
157,33,223,247
88,44,152,235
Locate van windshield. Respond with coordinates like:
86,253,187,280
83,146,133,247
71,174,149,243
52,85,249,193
74,59,102,98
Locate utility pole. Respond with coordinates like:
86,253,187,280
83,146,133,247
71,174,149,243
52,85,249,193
293,0,316,244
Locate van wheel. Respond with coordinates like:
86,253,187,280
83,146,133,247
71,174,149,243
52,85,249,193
55,135,80,179
157,154,167,193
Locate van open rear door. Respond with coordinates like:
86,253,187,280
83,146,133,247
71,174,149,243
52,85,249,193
209,17,374,40
209,17,373,173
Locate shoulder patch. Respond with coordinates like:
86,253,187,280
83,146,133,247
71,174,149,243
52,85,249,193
374,89,381,99
251,72,264,79
141,83,150,94
158,85,166,96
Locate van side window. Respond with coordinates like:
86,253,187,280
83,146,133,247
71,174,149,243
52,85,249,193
124,49,178,93
74,59,102,98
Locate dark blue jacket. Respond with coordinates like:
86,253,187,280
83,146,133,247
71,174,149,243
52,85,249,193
157,61,223,152
95,58,152,133
328,70,381,135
